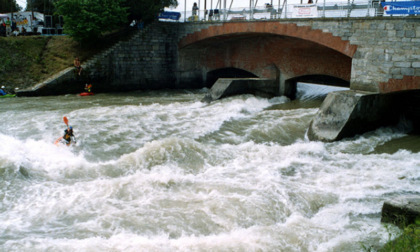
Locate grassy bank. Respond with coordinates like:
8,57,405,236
0,29,136,92
379,219,420,252
0,36,91,91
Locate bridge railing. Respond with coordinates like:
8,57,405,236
161,0,413,22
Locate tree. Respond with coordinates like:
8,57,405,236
124,0,178,23
25,0,57,15
55,0,128,43
0,0,21,13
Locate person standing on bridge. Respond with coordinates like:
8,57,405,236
192,3,199,18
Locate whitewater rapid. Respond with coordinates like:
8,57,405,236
0,85,418,251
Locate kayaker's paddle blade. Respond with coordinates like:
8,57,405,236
63,116,69,126
54,137,63,146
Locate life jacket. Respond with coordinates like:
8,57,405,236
63,129,73,142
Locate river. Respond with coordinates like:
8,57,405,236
0,84,419,251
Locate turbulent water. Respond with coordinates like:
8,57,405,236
1,84,419,252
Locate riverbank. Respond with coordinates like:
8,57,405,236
0,36,86,91
0,28,136,92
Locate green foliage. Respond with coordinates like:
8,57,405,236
378,217,420,252
25,0,57,15
0,0,21,13
0,37,48,85
125,0,178,23
55,0,128,43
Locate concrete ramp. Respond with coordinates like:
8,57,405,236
307,90,400,142
202,78,279,102
17,67,83,96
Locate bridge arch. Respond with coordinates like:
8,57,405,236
178,22,355,92
179,22,357,58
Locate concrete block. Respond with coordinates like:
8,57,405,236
387,30,396,37
310,89,405,141
401,68,415,76
395,62,411,68
385,23,394,30
392,55,406,61
390,68,401,75
405,30,416,38
394,23,404,30
396,30,405,38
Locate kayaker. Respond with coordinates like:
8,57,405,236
84,83,92,93
62,126,77,146
0,86,7,96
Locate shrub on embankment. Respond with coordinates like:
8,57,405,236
0,36,89,91
0,28,138,92
379,219,420,252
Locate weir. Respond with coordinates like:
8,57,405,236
201,78,279,102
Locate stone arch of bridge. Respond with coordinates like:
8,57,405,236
179,22,357,58
178,24,354,94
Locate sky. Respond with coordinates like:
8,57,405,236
16,0,27,10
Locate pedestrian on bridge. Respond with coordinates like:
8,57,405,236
192,3,199,17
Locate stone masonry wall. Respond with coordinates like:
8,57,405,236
304,17,420,93
86,22,221,91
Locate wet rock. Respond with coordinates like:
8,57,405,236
381,196,420,228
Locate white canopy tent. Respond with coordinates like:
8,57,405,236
0,14,10,19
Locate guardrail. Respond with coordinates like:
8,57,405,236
160,0,416,22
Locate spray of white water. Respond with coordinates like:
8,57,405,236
0,86,418,252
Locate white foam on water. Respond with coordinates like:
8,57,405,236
296,82,349,101
1,91,419,251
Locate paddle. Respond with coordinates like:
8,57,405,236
63,116,77,144
63,116,69,127
55,116,71,145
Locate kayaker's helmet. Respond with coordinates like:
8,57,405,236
69,126,73,130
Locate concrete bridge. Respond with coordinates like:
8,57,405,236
18,17,420,141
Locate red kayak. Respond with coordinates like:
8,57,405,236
79,92,94,96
